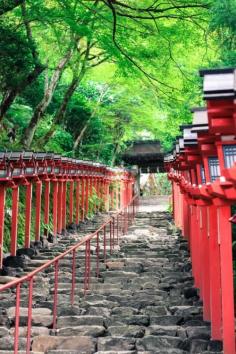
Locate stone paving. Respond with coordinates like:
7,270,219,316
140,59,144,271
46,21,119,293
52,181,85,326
0,197,223,353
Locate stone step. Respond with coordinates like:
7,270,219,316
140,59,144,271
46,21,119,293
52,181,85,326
31,335,96,353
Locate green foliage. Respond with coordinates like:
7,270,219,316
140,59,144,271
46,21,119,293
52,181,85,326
0,22,36,91
210,0,236,66
156,173,172,196
0,0,232,163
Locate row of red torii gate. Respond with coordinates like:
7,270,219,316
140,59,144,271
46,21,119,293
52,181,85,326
165,67,236,354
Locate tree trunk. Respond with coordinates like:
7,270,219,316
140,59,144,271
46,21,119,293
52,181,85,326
0,64,45,122
39,77,80,145
72,122,89,154
0,0,24,15
72,85,109,154
111,142,121,166
21,49,73,148
39,64,87,146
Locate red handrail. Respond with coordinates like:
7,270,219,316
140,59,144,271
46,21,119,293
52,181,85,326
0,194,139,354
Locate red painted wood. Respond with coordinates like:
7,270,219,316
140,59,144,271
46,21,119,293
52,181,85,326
62,181,67,230
43,180,50,237
57,181,63,234
0,185,6,268
75,179,80,224
201,206,211,321
218,205,235,354
81,178,85,221
25,183,32,248
11,186,19,256
53,181,58,236
35,181,42,242
69,181,74,224
209,205,222,340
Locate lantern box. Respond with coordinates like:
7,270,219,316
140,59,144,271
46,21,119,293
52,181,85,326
200,68,236,100
23,152,36,177
7,152,23,179
0,152,10,181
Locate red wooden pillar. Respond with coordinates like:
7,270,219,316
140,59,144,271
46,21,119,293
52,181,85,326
75,179,80,224
172,181,175,219
35,180,42,241
10,185,19,255
111,188,114,210
182,193,189,239
81,177,85,221
62,180,67,230
191,204,197,288
25,183,32,247
209,204,222,340
195,205,201,294
57,180,63,234
89,177,93,215
105,181,109,212
201,204,211,321
69,180,74,224
218,204,235,354
116,182,119,210
85,177,89,218
43,180,50,237
52,180,58,236
94,177,98,213
96,178,100,211
0,185,6,268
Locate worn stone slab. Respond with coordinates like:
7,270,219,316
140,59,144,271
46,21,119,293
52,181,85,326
32,335,96,353
57,316,104,328
56,325,106,337
108,325,145,338
136,335,183,351
97,337,136,351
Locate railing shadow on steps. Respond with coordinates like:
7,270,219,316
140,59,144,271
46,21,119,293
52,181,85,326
0,195,139,354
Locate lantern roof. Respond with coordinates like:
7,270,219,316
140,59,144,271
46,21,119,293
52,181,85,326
191,107,209,133
199,67,236,100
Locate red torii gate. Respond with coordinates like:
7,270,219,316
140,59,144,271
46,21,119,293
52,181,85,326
165,68,236,354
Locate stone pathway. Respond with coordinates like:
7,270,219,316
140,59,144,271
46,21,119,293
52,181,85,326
0,199,223,353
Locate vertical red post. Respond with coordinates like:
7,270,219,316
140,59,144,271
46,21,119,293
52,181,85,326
201,204,211,321
57,181,63,234
43,180,50,237
0,185,6,268
25,183,32,248
35,180,42,242
11,185,19,256
53,260,59,329
69,180,74,224
85,177,89,218
81,178,85,221
218,204,235,354
71,250,76,305
89,176,93,215
53,181,58,236
62,180,67,230
75,179,80,224
116,182,119,210
26,277,34,354
209,204,222,340
14,283,21,354
103,226,106,262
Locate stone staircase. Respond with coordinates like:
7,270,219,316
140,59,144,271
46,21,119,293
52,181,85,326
0,210,223,353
